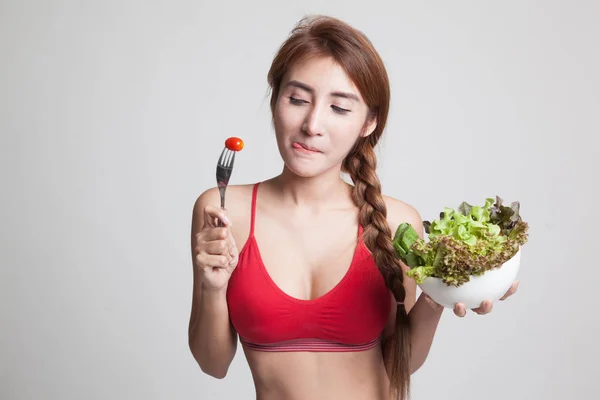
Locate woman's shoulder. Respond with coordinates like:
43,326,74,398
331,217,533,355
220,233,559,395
194,183,256,207
193,184,256,219
381,194,424,237
191,184,257,244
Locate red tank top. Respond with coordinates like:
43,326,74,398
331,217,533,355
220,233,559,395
226,182,392,352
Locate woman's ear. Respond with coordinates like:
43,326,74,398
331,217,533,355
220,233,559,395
362,113,378,137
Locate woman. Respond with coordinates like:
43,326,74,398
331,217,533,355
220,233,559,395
189,15,518,400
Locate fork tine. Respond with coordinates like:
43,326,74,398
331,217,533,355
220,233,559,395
218,147,227,166
218,148,237,168
227,151,236,168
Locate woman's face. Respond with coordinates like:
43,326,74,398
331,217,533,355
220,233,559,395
273,56,376,178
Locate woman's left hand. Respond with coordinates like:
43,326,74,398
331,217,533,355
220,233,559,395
452,280,520,317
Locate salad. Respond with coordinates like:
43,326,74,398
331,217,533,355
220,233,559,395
393,196,529,287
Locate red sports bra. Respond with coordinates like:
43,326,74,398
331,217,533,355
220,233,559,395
226,183,392,352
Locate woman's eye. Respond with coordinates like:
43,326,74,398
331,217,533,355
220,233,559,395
289,96,307,105
332,105,351,114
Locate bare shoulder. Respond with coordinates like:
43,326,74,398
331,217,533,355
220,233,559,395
382,195,424,239
191,184,256,247
192,184,255,216
381,195,423,315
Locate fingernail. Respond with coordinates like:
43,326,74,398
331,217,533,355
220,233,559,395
222,215,231,225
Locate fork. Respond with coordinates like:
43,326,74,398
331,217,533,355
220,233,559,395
216,147,236,227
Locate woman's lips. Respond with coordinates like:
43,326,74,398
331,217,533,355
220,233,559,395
292,142,321,153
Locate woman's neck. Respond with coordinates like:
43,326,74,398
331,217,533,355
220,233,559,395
270,165,353,209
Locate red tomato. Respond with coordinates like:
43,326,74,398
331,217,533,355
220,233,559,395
225,137,244,151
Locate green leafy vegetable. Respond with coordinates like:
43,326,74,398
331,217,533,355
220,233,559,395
393,196,529,287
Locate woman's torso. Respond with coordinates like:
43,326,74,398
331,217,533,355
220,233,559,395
244,347,390,400
222,181,395,400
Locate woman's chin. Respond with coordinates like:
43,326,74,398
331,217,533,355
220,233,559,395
287,166,321,178
283,160,327,179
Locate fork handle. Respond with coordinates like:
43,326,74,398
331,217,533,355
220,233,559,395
218,187,226,227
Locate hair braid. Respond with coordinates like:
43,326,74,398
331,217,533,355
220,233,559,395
343,137,411,400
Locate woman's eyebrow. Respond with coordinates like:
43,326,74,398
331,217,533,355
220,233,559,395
330,91,359,102
285,80,360,102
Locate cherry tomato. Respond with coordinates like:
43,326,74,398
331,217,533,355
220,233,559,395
225,137,244,151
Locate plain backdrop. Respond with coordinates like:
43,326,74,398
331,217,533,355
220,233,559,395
1,1,599,399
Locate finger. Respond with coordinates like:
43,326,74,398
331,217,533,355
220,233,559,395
226,234,239,254
454,303,467,317
473,300,493,315
203,205,232,227
201,239,229,256
227,245,238,263
198,227,229,242
196,253,230,269
226,235,239,265
500,281,519,301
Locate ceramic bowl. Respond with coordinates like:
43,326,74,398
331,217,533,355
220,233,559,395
418,249,521,309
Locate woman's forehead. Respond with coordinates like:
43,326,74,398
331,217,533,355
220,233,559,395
283,56,362,99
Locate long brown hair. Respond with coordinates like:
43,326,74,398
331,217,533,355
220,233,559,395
267,15,411,399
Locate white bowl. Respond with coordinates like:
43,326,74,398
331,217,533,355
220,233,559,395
418,249,521,309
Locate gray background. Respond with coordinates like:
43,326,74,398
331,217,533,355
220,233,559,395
1,1,598,399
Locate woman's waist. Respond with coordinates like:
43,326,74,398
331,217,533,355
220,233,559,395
244,346,390,400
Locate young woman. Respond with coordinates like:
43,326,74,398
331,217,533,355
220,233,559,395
188,15,518,400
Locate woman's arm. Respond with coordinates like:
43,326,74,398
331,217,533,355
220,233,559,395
189,285,238,378
406,293,444,373
188,189,238,379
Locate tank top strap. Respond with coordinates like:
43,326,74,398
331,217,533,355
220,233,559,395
249,182,260,236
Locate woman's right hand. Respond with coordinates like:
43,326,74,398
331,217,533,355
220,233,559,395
193,205,239,292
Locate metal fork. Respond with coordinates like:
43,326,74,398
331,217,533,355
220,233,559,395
216,147,236,227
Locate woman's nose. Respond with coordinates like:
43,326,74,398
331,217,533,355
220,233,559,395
302,105,325,136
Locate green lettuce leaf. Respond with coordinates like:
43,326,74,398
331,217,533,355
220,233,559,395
407,266,435,284
393,196,529,287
